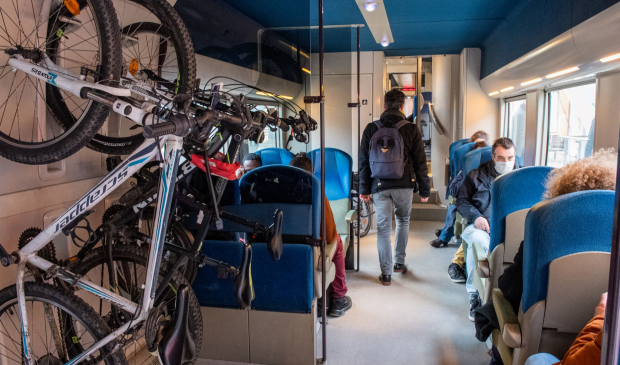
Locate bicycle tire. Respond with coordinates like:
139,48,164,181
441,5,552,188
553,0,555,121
88,0,196,155
0,282,127,365
0,0,122,165
68,243,202,363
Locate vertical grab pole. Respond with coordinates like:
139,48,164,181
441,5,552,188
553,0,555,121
319,0,327,362
601,127,620,365
356,26,361,272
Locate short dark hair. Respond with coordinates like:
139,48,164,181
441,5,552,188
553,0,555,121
474,140,489,149
289,156,313,173
384,89,406,110
469,130,490,143
243,153,262,166
492,137,515,155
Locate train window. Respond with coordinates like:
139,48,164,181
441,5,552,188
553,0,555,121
505,98,526,159
545,83,596,167
248,104,283,153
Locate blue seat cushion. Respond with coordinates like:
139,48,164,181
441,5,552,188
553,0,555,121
251,243,314,313
254,148,294,166
463,147,492,177
192,240,244,308
308,148,353,201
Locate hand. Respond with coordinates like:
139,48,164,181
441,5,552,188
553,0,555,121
360,194,371,202
420,197,429,203
474,217,490,233
595,292,608,317
235,167,244,180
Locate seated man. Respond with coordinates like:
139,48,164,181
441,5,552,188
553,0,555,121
523,293,606,365
235,153,263,180
457,137,518,320
289,155,353,318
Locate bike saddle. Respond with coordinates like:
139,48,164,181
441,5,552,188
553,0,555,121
267,209,283,261
235,243,254,308
158,285,196,365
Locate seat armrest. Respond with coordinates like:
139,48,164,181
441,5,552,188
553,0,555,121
345,209,357,224
492,288,521,349
473,241,489,278
316,241,337,271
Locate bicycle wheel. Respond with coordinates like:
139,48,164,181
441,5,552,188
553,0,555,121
68,243,202,365
352,197,372,237
90,0,196,155
0,0,121,164
0,282,127,365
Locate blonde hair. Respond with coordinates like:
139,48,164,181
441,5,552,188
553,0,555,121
544,148,617,199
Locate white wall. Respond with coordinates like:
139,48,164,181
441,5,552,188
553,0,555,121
594,71,620,151
460,48,500,140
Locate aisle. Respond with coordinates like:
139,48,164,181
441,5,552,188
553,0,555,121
324,220,490,365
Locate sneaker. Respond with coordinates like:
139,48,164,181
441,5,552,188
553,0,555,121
379,274,391,286
435,229,441,237
328,296,352,317
448,263,466,283
430,238,448,248
469,293,481,321
393,263,407,273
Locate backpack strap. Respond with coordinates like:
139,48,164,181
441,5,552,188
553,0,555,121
373,120,384,129
395,119,409,130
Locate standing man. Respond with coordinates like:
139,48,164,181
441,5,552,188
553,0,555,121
359,89,431,286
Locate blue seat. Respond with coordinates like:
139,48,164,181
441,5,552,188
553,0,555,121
222,165,336,313
452,142,476,182
493,190,614,365
192,241,244,308
463,147,492,178
449,140,471,182
254,147,294,166
472,166,554,303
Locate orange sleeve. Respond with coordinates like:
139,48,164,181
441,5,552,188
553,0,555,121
324,197,338,245
559,315,604,365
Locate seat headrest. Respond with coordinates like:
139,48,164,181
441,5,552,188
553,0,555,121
463,147,492,177
239,165,319,205
521,190,614,313
254,148,294,166
453,142,476,176
489,166,554,252
309,148,352,201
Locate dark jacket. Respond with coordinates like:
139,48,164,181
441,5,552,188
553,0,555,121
359,108,430,197
456,159,520,224
498,241,524,314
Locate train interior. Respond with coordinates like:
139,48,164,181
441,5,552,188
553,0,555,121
0,0,620,365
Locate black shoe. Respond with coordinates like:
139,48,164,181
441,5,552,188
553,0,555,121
379,274,391,286
393,263,407,273
435,229,441,237
328,296,352,317
430,238,448,248
469,293,481,321
448,263,466,283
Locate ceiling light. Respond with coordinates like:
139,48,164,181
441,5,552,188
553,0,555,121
302,67,311,75
363,1,377,11
488,91,499,96
278,95,293,100
381,40,389,47
600,53,620,63
520,78,542,86
500,86,514,93
546,66,579,79
256,91,275,97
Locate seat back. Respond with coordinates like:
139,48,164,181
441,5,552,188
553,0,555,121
463,147,492,177
308,148,352,201
489,166,554,253
254,148,294,166
450,139,471,179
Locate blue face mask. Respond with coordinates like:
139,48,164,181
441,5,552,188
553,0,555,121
494,160,515,175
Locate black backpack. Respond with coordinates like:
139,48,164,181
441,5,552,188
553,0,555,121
369,119,408,179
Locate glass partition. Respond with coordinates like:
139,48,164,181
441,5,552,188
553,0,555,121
505,98,526,159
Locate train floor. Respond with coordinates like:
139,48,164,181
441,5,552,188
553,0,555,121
198,220,491,365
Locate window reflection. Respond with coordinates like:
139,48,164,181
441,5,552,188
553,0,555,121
506,99,526,159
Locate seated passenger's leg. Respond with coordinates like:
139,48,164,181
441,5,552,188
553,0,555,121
373,190,394,285
328,235,352,317
431,204,456,248
448,243,467,283
392,189,413,273
523,353,560,365
462,224,490,320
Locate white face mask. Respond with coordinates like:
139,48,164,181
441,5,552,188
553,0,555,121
494,160,515,175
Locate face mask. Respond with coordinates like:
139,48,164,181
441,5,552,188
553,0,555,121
494,160,515,175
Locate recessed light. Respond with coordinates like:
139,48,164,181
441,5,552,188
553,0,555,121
256,91,276,97
546,67,579,79
521,78,542,86
488,91,499,96
600,53,620,63
363,1,377,11
278,95,293,100
381,40,389,47
500,86,514,93
302,67,311,75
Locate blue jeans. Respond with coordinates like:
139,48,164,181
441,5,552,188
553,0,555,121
439,204,457,242
462,224,490,295
373,189,413,275
523,353,560,365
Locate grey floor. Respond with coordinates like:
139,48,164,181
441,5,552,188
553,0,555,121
198,221,491,365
